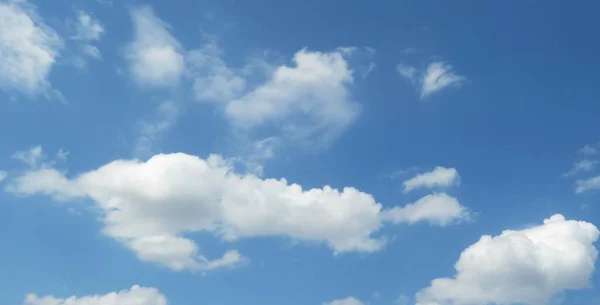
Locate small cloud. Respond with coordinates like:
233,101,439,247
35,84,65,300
575,175,600,194
0,171,7,183
397,61,467,99
564,159,599,177
421,62,466,98
403,166,460,193
12,146,44,168
579,144,599,156
323,296,365,305
134,101,179,158
382,193,471,226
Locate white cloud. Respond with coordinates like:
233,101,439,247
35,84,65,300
421,62,466,98
224,49,360,143
74,10,104,42
397,61,466,99
415,214,599,305
134,100,179,157
187,42,247,103
24,285,167,305
575,176,600,194
187,44,362,152
382,193,470,226
125,6,184,87
0,171,7,183
403,167,460,193
397,64,418,82
564,159,599,177
6,151,397,271
324,296,365,305
0,1,62,95
579,144,598,156
12,146,44,168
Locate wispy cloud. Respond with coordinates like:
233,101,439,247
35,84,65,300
575,175,600,194
397,61,467,99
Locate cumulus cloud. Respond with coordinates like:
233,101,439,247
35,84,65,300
575,176,600,194
415,214,599,305
324,296,365,305
125,6,184,87
397,61,466,98
382,193,470,226
189,44,361,147
0,0,63,95
5,151,386,271
5,148,471,272
403,167,460,193
24,285,167,305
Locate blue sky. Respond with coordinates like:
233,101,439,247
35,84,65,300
1,1,600,305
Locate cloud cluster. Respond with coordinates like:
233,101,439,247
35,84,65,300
565,143,600,193
24,286,167,305
415,214,599,305
122,7,362,152
6,148,470,272
0,1,62,96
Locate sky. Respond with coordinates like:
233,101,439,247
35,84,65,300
1,0,600,305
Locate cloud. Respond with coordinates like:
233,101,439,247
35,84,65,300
134,100,179,158
324,296,365,305
5,148,471,272
564,159,599,177
24,285,167,305
397,64,418,82
74,10,104,42
188,43,361,148
5,151,393,271
0,171,7,183
187,42,247,103
575,176,600,194
403,167,460,193
0,0,63,96
382,193,470,226
125,6,184,87
12,146,44,168
415,214,599,305
397,61,466,98
579,144,598,156
421,62,466,98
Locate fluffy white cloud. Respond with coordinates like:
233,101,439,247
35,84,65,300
575,175,600,194
324,296,365,305
24,285,167,305
0,1,62,95
397,61,466,98
415,214,599,305
403,167,460,193
225,49,359,135
5,151,394,271
383,193,470,226
189,45,361,145
125,6,184,87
